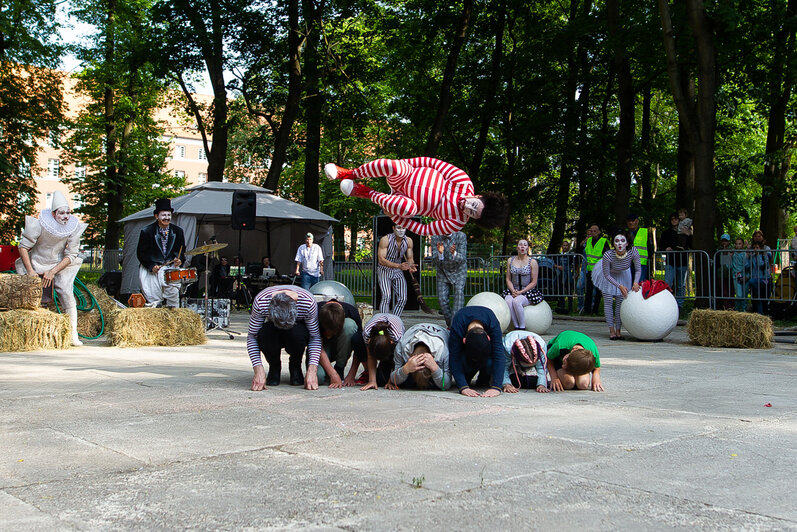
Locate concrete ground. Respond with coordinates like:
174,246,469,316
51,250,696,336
1,309,796,531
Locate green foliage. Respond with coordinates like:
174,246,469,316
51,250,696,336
0,0,65,241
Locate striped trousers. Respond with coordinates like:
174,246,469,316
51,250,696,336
378,266,407,316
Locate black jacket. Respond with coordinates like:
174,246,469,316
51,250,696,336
136,222,186,272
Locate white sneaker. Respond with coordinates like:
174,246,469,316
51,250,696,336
324,163,339,180
340,179,354,196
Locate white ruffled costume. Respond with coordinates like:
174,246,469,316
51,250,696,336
15,191,87,346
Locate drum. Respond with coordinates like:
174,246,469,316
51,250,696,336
164,268,198,285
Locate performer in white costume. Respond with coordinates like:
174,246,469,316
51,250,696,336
15,191,88,346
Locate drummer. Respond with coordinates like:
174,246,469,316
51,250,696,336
136,198,186,308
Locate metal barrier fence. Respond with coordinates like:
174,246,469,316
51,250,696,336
78,249,122,272
711,247,793,316
335,249,797,316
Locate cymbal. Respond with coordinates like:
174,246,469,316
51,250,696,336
186,242,228,255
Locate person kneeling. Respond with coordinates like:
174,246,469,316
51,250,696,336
386,323,451,390
351,313,405,391
316,299,366,388
502,330,549,393
545,330,603,392
448,306,507,397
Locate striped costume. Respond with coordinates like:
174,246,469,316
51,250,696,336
592,249,641,330
351,157,474,236
246,285,321,367
362,312,405,344
378,233,409,316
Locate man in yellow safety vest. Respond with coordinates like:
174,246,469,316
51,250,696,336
626,213,654,282
579,224,609,315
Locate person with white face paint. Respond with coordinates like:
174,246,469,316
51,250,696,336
591,231,641,340
502,238,541,330
16,191,88,346
135,198,186,308
324,157,508,235
376,222,416,316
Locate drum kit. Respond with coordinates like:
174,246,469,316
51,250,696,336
174,241,240,339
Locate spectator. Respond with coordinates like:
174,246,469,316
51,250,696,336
748,241,771,315
294,232,324,290
626,212,654,281
677,207,693,243
790,226,797,267
716,234,734,310
261,256,280,276
211,256,231,297
577,224,609,315
659,212,690,309
554,239,577,314
732,237,749,312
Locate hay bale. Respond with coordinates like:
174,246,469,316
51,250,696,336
0,308,70,351
108,308,206,347
0,273,42,310
77,283,122,338
687,309,774,349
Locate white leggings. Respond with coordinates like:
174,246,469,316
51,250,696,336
505,294,529,329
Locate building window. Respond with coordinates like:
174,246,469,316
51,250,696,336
73,195,83,209
177,146,186,159
198,148,207,160
175,170,185,179
74,164,86,179
197,172,207,184
48,158,60,179
45,192,53,207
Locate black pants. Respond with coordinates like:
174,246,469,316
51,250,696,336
583,273,602,314
257,321,309,369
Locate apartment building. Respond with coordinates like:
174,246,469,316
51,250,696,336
32,74,214,213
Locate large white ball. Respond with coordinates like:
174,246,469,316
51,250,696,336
522,301,553,335
620,289,679,340
466,292,511,332
309,280,355,306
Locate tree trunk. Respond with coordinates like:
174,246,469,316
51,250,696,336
760,0,797,243
638,84,653,210
103,0,121,252
302,0,322,210
549,0,592,254
676,116,695,213
469,1,504,182
264,0,303,191
607,0,635,227
423,0,474,157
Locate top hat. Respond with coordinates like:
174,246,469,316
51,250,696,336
153,198,174,215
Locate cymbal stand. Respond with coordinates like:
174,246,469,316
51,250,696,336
201,250,240,339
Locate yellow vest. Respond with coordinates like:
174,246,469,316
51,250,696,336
633,228,649,265
585,237,607,271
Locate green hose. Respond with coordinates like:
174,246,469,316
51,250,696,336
53,276,105,340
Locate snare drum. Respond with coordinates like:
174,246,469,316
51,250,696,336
164,267,198,285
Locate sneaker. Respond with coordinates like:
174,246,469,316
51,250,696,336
324,163,353,181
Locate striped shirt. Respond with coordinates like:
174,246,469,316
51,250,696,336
362,313,405,344
601,248,642,289
246,285,321,367
355,157,474,236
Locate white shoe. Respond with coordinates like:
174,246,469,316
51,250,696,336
324,163,339,180
66,307,84,346
340,179,354,196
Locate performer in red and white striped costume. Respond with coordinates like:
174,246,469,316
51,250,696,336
325,157,508,236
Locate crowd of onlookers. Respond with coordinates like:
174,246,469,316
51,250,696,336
510,210,796,319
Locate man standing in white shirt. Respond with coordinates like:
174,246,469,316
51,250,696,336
295,232,324,290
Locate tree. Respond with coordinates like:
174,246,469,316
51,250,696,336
63,0,185,249
0,0,65,240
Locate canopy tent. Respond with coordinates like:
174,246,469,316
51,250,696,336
119,182,337,295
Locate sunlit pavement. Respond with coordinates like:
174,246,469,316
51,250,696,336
1,310,795,530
